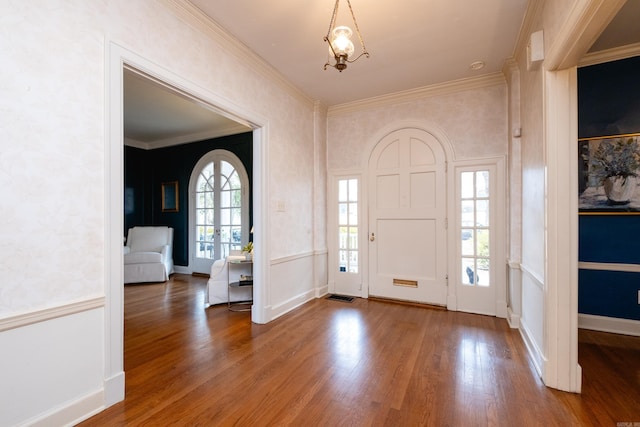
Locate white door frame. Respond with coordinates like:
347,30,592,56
105,41,270,407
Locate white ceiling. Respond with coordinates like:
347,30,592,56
190,0,529,106
124,69,251,149
124,0,640,148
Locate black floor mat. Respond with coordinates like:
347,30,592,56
326,294,355,303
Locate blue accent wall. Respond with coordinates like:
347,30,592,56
124,132,253,267
578,56,640,321
579,270,639,320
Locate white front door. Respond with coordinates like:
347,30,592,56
368,129,448,305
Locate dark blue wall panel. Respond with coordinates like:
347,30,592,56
578,56,640,321
578,270,640,320
579,215,640,264
124,132,253,266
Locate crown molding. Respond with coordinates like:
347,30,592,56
160,0,314,107
513,0,544,63
124,124,251,150
579,42,640,67
328,72,506,116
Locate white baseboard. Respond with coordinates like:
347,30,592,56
20,389,104,427
507,307,520,329
446,294,457,311
519,319,544,378
315,284,329,298
269,289,315,321
496,299,508,319
578,313,640,337
173,265,190,274
104,371,125,407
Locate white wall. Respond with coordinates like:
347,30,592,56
0,309,104,426
327,80,508,170
0,1,319,424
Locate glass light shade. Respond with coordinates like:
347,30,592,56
329,25,355,58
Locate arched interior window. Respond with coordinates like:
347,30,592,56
189,150,249,274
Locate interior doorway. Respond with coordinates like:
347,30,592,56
107,43,269,406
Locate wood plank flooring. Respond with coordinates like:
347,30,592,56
79,274,640,426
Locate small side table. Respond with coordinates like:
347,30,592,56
228,259,253,312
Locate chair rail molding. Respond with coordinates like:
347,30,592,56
0,297,104,332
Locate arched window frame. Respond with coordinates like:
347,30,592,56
188,149,250,271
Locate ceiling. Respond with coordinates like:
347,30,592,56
125,0,640,148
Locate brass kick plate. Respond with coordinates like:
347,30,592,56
393,279,418,288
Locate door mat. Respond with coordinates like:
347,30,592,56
326,294,355,303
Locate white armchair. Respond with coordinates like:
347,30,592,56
206,252,252,306
123,226,174,284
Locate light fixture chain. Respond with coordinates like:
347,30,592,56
346,0,368,55
325,0,340,41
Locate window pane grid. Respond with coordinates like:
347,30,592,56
460,171,490,287
338,178,358,273
195,158,243,260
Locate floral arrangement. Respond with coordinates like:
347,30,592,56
242,241,253,253
587,137,640,184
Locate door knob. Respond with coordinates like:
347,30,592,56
370,232,375,242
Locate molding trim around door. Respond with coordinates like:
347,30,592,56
361,120,456,169
107,41,271,408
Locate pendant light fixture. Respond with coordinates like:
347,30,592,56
323,0,370,72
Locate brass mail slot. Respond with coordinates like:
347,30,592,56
393,279,418,288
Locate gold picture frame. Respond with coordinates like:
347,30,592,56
161,181,179,212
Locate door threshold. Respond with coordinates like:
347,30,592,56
368,296,447,310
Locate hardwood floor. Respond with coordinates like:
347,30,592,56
80,274,640,426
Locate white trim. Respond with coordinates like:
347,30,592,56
251,126,270,324
519,262,545,291
104,371,125,408
269,289,316,321
271,251,316,265
579,42,640,68
507,308,521,329
519,317,545,378
543,67,581,392
507,262,522,328
508,259,522,269
543,0,626,71
0,297,104,332
124,124,250,150
578,261,640,273
328,73,505,116
107,42,271,409
173,265,190,274
578,313,640,337
362,121,457,169
18,389,104,427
